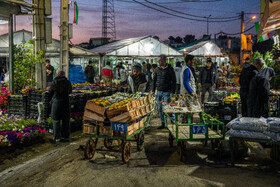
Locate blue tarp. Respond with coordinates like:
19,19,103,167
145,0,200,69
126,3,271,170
69,64,87,84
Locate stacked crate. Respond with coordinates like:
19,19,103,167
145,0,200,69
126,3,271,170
7,95,29,116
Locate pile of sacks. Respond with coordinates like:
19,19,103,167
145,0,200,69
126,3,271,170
226,117,280,141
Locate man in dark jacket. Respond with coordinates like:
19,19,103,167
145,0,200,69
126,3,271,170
198,59,216,104
129,63,147,93
248,67,275,118
46,60,54,87
153,54,176,129
49,69,72,143
239,57,265,117
84,61,95,84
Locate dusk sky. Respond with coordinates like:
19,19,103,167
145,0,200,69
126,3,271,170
0,0,260,44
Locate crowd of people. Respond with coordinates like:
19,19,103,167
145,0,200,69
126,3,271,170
45,54,277,142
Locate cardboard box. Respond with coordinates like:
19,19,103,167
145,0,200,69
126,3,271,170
84,109,106,122
84,101,106,116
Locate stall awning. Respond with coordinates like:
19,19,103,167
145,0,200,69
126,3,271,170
179,40,224,57
258,0,280,37
0,30,99,57
90,36,183,57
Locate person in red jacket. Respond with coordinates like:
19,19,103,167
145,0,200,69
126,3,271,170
102,61,113,86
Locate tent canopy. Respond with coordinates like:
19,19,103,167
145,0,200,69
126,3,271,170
0,30,99,57
90,36,183,57
178,40,224,57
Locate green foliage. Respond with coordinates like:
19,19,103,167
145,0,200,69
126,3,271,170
46,117,53,124
13,40,43,93
251,45,280,90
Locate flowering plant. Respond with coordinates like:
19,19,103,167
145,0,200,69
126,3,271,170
0,113,45,146
0,86,11,109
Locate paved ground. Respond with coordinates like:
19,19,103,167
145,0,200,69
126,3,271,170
0,117,279,187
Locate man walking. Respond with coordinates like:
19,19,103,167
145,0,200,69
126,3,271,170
239,57,265,117
180,55,197,97
84,61,95,84
152,54,176,129
46,59,54,87
198,58,216,104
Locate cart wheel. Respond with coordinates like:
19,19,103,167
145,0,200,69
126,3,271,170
104,138,113,150
137,131,145,151
84,138,97,160
177,142,184,161
122,142,132,163
168,132,174,147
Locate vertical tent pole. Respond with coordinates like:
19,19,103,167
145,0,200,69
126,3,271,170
9,15,14,93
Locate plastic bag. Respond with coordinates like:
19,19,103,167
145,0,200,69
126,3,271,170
4,71,9,83
267,117,280,132
226,129,271,140
263,131,280,141
226,117,268,132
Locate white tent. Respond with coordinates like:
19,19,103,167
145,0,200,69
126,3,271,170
0,30,99,69
91,36,183,57
179,40,224,57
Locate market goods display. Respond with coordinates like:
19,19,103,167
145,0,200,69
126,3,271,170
227,129,271,140
226,117,280,142
0,113,45,147
83,92,154,137
226,117,268,132
222,93,240,105
162,94,202,114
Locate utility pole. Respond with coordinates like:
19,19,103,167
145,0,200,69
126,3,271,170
240,11,244,65
9,15,14,92
33,0,46,88
60,0,69,77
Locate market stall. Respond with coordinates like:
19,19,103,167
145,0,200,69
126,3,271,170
90,36,183,75
178,39,229,65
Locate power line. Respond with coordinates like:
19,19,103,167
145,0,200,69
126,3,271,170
132,0,240,22
117,0,223,4
215,25,255,36
144,0,240,20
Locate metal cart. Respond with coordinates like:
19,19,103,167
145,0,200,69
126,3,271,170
164,112,225,161
83,112,153,163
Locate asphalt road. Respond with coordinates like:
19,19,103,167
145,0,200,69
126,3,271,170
0,117,279,187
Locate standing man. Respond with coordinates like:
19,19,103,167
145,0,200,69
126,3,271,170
152,54,176,129
239,57,265,117
49,69,72,143
102,61,113,86
84,61,95,84
46,59,54,87
116,65,128,85
198,58,216,104
180,55,197,97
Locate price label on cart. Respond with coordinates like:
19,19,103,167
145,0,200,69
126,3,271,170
191,125,207,134
112,123,127,132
